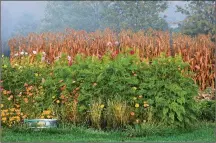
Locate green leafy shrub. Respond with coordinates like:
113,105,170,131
1,52,199,129
136,54,199,128
198,100,215,121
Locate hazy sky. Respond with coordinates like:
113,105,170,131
2,1,47,20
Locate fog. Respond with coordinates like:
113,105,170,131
1,1,187,55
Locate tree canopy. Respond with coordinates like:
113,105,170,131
176,1,216,36
41,1,169,32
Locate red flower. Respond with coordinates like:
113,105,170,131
111,50,119,59
130,50,135,55
115,50,119,55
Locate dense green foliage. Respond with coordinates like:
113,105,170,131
1,52,201,129
198,100,215,122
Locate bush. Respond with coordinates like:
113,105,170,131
198,100,215,121
1,52,199,129
136,54,199,128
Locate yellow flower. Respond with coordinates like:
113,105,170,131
52,96,55,99
14,116,20,121
1,112,5,116
9,108,15,112
1,104,3,108
56,100,60,104
100,104,105,108
41,116,44,119
35,73,39,77
2,117,7,121
135,103,139,108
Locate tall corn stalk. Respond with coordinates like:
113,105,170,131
8,29,215,90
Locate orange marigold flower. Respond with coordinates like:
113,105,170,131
130,112,135,116
2,117,7,121
43,110,51,115
144,103,149,108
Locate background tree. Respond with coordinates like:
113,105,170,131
41,1,109,32
101,1,169,32
41,1,169,32
176,1,216,37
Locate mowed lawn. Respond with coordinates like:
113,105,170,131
1,123,216,142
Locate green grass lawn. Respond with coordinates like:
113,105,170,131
1,123,215,142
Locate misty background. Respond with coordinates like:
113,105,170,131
1,1,187,56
